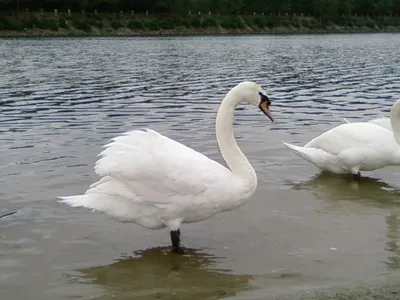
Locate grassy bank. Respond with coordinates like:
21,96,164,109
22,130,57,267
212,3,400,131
1,12,400,37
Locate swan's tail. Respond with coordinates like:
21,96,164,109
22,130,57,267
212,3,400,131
59,192,146,224
58,192,127,218
282,142,338,170
282,142,318,163
58,176,148,223
59,194,95,209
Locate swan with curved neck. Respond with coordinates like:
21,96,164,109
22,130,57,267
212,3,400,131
60,81,273,253
284,99,400,179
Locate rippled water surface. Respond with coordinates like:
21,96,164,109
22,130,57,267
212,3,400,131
1,34,400,300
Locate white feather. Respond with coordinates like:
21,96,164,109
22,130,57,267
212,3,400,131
367,117,391,131
342,116,391,131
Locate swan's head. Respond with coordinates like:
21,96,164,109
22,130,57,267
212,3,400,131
235,81,273,122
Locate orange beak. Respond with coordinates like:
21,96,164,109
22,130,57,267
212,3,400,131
259,101,273,122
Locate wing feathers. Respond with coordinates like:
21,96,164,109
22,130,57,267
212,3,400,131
91,128,231,206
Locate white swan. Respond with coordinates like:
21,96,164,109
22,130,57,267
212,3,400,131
342,117,391,131
283,99,400,178
59,81,274,253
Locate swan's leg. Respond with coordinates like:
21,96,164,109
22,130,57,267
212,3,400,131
352,172,361,181
170,229,184,254
350,166,361,181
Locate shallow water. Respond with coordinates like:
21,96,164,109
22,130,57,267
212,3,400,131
1,34,400,300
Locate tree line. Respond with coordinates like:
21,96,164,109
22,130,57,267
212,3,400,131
1,0,400,18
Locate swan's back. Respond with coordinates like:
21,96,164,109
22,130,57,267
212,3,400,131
368,117,391,131
305,122,395,155
95,129,231,199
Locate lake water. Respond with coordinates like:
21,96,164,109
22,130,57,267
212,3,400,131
1,34,400,300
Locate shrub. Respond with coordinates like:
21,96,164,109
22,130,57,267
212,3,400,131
159,18,175,29
71,18,91,32
20,15,37,29
87,13,102,21
189,16,201,28
111,20,123,29
366,20,376,28
128,19,144,29
353,17,367,27
291,18,301,28
279,17,291,27
220,16,244,29
38,17,59,31
252,16,267,28
384,17,400,26
176,17,190,28
265,16,280,28
165,16,187,28
88,18,103,28
335,17,349,26
0,16,23,30
59,18,68,29
144,18,161,30
201,16,218,28
304,18,323,29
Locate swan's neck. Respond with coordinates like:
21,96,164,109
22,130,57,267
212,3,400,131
390,100,400,144
216,90,257,195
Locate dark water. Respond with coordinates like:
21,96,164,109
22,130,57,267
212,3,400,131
0,34,400,300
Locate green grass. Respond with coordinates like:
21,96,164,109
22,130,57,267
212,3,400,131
0,12,399,34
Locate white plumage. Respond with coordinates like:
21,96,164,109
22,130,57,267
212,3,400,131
284,99,400,177
342,116,391,131
69,129,236,229
59,81,274,253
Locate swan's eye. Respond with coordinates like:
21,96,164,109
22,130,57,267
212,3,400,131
258,92,271,106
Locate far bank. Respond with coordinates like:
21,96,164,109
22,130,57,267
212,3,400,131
1,12,400,37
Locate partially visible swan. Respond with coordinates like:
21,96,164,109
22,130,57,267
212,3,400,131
59,81,274,254
283,99,400,178
342,117,391,131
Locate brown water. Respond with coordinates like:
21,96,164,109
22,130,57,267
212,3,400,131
1,34,400,300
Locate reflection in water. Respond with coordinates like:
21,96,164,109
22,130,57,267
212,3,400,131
75,247,253,300
290,172,400,206
385,214,400,271
291,173,400,271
